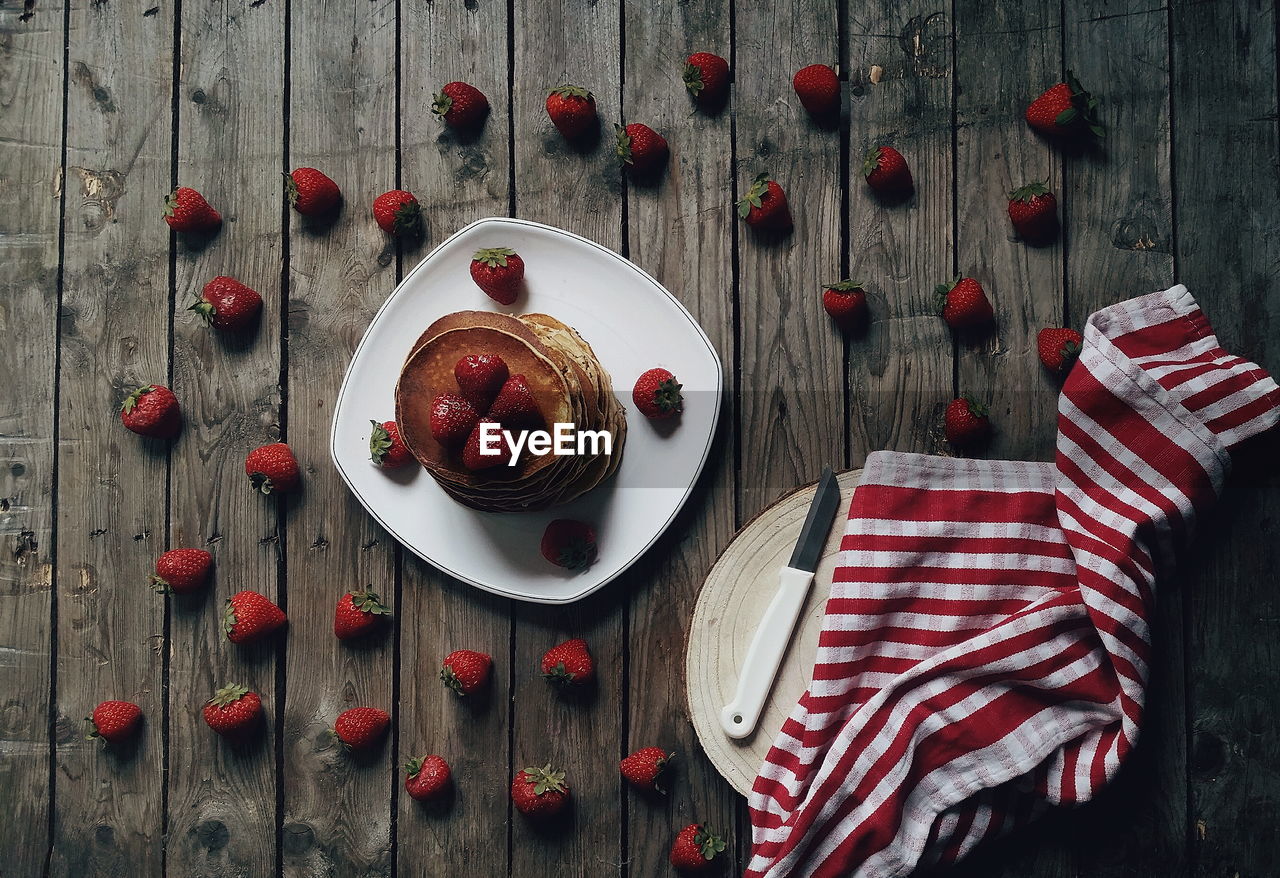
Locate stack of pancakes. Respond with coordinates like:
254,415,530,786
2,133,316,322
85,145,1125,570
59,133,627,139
396,311,626,512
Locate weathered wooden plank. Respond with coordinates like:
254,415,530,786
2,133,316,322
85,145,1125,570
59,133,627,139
395,0,515,873
621,0,741,873
511,0,625,873
51,1,171,873
953,0,1063,461
1172,1,1280,875
0,5,63,874
843,0,953,460
280,1,398,875
164,0,285,873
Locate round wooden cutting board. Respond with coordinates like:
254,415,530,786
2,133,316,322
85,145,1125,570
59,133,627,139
686,469,863,797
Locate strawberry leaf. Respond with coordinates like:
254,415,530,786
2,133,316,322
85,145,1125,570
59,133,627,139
430,91,453,119
682,62,704,95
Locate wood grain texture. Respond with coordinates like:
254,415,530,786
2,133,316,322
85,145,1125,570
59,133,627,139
0,4,62,874
621,0,740,872
51,2,171,873
395,0,515,873
1173,1,1280,876
164,0,285,872
281,2,398,875
843,0,954,460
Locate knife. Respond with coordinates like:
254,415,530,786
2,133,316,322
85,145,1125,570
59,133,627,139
720,467,841,740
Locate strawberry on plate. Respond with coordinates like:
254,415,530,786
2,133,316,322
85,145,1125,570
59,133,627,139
87,700,142,744
152,548,213,595
1008,181,1059,244
454,353,509,408
286,167,341,216
616,123,669,177
546,85,597,140
245,442,300,495
441,648,493,696
793,63,840,117
632,368,683,419
370,420,414,468
620,747,674,794
863,145,913,197
430,394,481,447
670,823,727,872
1026,72,1104,139
944,396,991,447
334,588,390,640
822,280,869,332
511,764,570,818
203,683,262,738
488,375,543,429
936,276,994,331
736,172,792,231
684,51,730,110
432,81,490,130
405,755,452,802
120,384,182,439
333,707,390,751
373,189,423,237
540,520,597,571
541,637,595,686
1037,327,1083,374
469,247,525,305
223,590,287,644
164,186,221,234
190,276,263,333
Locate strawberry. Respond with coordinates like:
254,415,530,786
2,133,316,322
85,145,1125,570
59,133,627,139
620,747,673,794
369,419,414,468
736,172,792,230
120,384,182,439
245,442,300,494
683,51,730,110
373,189,422,237
405,755,452,802
469,247,525,305
670,823,727,872
430,393,481,447
440,649,493,696
632,367,683,419
546,84,597,140
1026,72,1104,139
944,396,991,447
190,276,263,333
935,276,994,331
461,420,514,471
1007,181,1059,243
1037,327,1083,374
164,186,221,234
862,145,913,197
488,374,543,429
87,700,142,744
432,81,490,130
822,280,869,332
286,167,340,216
511,764,570,818
454,353,509,408
333,707,390,751
203,683,262,737
333,588,390,640
152,548,213,595
540,520,597,571
540,637,595,685
792,63,840,117
616,123,669,176
223,590,287,644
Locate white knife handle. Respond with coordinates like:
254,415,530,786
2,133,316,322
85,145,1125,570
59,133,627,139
720,566,815,739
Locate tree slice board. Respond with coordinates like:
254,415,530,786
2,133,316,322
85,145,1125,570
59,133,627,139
686,469,863,797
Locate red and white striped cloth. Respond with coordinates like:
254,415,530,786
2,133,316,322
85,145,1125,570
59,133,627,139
747,285,1280,878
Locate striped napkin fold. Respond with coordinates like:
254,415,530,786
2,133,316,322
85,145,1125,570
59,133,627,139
747,285,1280,878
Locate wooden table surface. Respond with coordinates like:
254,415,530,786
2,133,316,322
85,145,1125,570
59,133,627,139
2,0,1278,875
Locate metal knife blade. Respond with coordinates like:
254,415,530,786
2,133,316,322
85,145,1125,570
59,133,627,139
788,466,841,572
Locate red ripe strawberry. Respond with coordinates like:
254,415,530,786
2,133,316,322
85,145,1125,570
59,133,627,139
736,173,792,230
454,353,509,408
1007,181,1059,243
373,189,422,237
511,764,570,818
620,747,674,794
430,393,481,447
87,700,142,744
440,648,493,696
1037,327,1083,374
936,276,994,331
333,706,390,751
120,384,182,439
369,419,414,468
203,683,262,737
540,520,597,571
863,145,913,197
405,755,452,802
333,588,390,640
1026,72,1104,138
462,420,514,471
152,548,213,595
432,81,490,129
190,276,263,333
164,186,221,234
488,374,543,429
545,84,597,140
616,123,669,176
792,63,840,117
469,247,525,305
683,51,730,110
245,442,299,494
632,367,683,419
286,167,340,216
822,280,869,332
540,637,595,685
669,823,727,872
223,590,287,644
944,396,991,447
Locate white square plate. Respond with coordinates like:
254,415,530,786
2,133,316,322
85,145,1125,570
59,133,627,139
331,218,723,604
